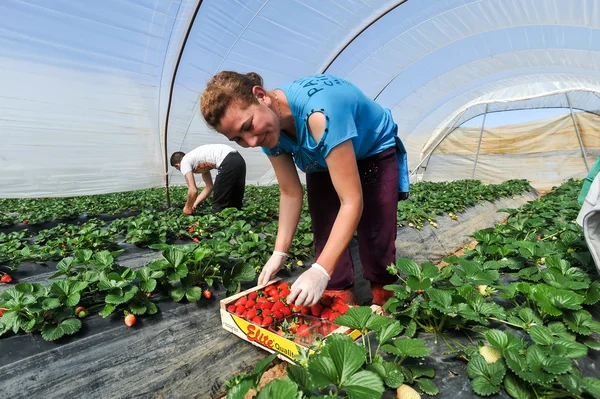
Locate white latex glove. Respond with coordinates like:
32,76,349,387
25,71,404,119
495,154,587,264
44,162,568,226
287,263,330,307
257,253,287,285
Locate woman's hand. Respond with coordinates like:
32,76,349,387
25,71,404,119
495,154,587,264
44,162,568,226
287,263,330,307
257,253,288,285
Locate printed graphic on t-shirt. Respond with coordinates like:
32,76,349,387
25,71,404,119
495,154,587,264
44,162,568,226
193,162,216,174
291,75,351,97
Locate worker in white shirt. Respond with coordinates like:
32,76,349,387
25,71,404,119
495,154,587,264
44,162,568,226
170,144,246,213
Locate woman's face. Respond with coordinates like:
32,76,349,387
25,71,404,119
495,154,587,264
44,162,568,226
217,89,280,149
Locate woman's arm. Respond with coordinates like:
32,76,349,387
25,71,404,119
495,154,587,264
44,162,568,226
268,153,304,252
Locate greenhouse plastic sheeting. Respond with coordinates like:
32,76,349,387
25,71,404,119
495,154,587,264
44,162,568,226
422,112,600,190
2,0,600,197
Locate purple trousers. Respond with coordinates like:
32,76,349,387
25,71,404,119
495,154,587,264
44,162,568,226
306,147,399,290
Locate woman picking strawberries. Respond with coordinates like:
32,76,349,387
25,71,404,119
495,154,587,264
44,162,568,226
200,72,409,307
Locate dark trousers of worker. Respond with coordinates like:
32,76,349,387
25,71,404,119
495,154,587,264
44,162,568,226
212,151,246,212
306,147,399,290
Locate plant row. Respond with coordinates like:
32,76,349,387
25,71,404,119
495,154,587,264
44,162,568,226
0,180,531,268
224,179,600,399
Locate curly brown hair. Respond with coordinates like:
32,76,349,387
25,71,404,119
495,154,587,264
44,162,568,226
200,71,264,129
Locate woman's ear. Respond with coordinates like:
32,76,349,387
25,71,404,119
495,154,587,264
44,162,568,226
252,86,270,105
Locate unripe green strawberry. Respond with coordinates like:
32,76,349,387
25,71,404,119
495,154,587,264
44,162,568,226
479,345,502,364
77,310,88,318
397,384,420,399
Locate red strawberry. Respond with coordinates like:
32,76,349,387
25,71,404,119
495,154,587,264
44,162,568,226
246,309,257,320
124,314,136,327
1,274,12,284
281,306,292,316
193,238,199,243
261,316,273,327
336,304,349,315
310,303,323,317
321,308,332,320
248,291,258,300
301,306,311,315
252,316,263,325
261,302,273,310
277,282,289,291
234,297,247,306
272,310,284,320
268,293,280,302
272,301,284,311
296,324,310,337
328,311,340,322
279,288,291,297
245,299,256,309
203,290,212,299
227,305,236,313
188,227,195,233
235,305,246,317
256,297,268,303
23,220,28,225
0,308,8,317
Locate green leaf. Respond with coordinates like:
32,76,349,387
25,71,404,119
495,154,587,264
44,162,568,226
471,376,500,396
324,334,365,385
426,288,453,309
382,361,404,388
528,325,554,346
308,354,338,387
335,306,374,331
226,378,254,399
163,247,184,268
140,279,157,293
376,321,403,345
342,370,385,399
583,377,600,399
485,329,509,349
231,261,256,282
405,320,417,338
584,280,600,305
56,257,74,274
584,338,600,350
467,354,488,378
94,251,114,267
417,379,439,396
381,338,431,358
554,340,588,358
170,287,186,303
395,258,421,277
503,372,532,399
287,365,313,392
129,302,147,315
421,262,439,279
409,366,435,379
406,276,431,291
256,378,297,399
146,302,158,315
41,318,82,341
542,356,572,374
100,303,116,317
185,286,202,302
43,297,62,309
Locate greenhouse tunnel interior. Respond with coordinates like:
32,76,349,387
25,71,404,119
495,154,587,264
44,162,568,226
2,0,600,198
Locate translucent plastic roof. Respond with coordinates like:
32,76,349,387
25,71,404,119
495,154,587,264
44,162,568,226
2,0,600,197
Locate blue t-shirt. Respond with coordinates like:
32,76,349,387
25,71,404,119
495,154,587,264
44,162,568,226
262,74,409,193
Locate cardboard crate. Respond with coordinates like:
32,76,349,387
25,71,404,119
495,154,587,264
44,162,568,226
220,280,372,364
